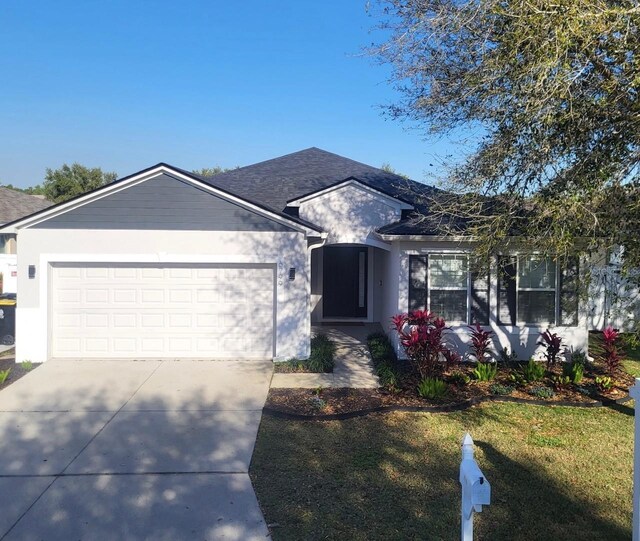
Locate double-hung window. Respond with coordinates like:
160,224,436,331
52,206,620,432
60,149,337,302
408,253,490,324
429,254,468,323
498,255,579,326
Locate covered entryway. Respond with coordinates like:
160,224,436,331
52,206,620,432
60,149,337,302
50,263,275,360
322,246,368,318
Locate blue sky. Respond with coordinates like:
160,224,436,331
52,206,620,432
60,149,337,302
0,1,461,188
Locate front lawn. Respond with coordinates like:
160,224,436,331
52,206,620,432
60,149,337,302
250,403,632,540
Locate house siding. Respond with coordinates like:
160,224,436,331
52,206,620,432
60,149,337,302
32,174,294,232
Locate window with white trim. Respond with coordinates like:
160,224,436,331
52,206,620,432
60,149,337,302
517,256,556,324
408,253,490,324
429,254,468,322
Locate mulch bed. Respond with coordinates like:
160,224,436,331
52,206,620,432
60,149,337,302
265,363,634,419
0,356,41,391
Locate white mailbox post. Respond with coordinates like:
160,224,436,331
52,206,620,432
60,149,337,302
631,378,640,541
459,433,491,541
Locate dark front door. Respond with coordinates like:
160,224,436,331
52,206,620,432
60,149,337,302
322,246,368,318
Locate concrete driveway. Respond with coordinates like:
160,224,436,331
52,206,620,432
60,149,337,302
0,360,273,540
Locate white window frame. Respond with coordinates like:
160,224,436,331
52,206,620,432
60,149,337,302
427,253,470,324
516,255,559,326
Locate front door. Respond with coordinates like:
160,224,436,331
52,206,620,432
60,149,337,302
322,246,368,318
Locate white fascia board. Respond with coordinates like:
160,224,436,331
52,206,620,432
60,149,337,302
376,233,475,242
287,179,414,210
1,166,321,237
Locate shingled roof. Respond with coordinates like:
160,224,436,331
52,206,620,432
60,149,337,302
0,187,51,224
196,147,440,218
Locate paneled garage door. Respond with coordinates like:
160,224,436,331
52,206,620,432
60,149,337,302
50,263,275,359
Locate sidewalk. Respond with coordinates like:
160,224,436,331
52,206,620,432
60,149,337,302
270,325,380,389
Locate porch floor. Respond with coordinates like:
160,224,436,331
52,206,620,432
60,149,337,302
270,324,381,389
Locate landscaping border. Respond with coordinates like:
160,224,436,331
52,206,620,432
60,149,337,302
262,392,633,421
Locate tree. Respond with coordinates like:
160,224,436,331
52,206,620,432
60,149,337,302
192,166,236,177
380,162,409,179
43,164,117,203
369,1,640,275
0,183,45,196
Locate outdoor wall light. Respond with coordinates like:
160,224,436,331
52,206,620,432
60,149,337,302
289,267,296,281
28,265,36,279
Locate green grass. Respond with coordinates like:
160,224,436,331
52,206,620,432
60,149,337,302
273,334,336,373
251,403,633,540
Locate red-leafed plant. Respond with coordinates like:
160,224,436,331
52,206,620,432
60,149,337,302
601,326,623,375
468,323,494,363
392,310,457,378
538,330,563,367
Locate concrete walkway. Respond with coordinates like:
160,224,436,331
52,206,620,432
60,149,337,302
0,360,272,541
271,324,381,389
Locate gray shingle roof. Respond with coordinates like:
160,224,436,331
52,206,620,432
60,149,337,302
0,187,51,224
197,147,440,216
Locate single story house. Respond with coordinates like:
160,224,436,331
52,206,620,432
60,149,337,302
0,187,51,294
0,148,604,362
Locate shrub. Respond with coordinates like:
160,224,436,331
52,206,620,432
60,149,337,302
21,361,33,372
377,363,400,388
468,323,494,363
0,368,10,384
520,358,546,382
538,330,563,367
528,385,555,399
595,375,614,392
449,371,471,386
562,362,584,384
367,332,396,363
499,347,518,366
392,310,458,378
417,377,448,399
551,375,571,390
490,383,514,396
306,334,336,373
601,326,623,375
569,349,588,367
472,362,497,382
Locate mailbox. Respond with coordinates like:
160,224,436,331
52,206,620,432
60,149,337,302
459,433,491,540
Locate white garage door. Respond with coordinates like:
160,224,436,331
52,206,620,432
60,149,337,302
50,263,275,359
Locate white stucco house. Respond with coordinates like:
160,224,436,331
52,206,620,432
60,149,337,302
0,148,607,363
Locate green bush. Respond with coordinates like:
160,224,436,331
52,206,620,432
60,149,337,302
449,371,471,386
562,362,584,384
367,332,401,388
520,358,546,382
0,368,10,384
595,375,613,392
489,383,514,396
21,361,33,372
306,334,336,373
551,375,571,390
417,377,448,399
473,362,497,381
528,385,555,399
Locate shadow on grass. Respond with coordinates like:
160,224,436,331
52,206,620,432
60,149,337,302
250,403,632,541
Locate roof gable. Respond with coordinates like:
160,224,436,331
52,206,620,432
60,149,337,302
1,165,322,235
31,173,296,232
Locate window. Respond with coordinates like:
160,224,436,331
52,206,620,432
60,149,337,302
498,255,579,326
0,235,5,254
517,257,556,324
429,255,468,322
408,254,490,324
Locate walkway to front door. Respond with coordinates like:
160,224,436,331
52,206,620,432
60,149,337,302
270,324,381,389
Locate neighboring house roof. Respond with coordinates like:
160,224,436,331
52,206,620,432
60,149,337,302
195,147,439,215
0,187,51,225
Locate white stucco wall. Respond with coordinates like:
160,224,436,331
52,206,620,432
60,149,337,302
382,240,590,361
15,228,310,363
298,183,403,245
